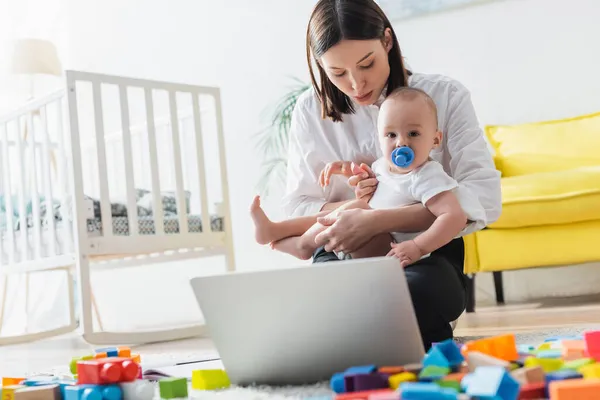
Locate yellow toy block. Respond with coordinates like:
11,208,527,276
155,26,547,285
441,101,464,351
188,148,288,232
524,357,563,373
537,342,552,350
579,363,600,379
131,354,141,364
1,379,24,387
388,372,417,390
1,385,23,400
191,370,230,391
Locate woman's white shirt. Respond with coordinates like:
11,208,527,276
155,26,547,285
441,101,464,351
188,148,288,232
281,72,502,236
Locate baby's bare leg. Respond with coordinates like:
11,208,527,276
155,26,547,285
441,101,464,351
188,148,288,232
273,199,371,260
251,195,328,245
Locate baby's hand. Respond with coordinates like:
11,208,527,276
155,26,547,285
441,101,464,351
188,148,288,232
387,240,423,268
319,161,353,187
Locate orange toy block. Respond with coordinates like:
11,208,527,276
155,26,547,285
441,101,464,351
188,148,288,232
131,354,141,364
377,367,404,375
2,378,24,387
94,352,107,359
549,378,600,399
461,334,518,361
561,340,587,360
118,347,131,358
335,389,397,400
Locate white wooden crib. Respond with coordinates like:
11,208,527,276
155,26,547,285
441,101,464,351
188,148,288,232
0,70,235,345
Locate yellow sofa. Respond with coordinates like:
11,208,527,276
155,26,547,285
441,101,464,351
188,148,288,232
462,110,600,311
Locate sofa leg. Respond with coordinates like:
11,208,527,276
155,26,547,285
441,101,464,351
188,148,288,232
493,271,505,305
465,274,475,313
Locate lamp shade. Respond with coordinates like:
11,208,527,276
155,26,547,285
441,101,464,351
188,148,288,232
11,38,62,76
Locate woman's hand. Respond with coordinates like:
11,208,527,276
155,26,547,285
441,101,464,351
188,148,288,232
314,208,375,254
348,163,378,202
319,161,353,187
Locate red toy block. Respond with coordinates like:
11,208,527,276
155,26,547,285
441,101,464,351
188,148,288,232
518,382,545,399
335,389,396,400
77,357,140,385
583,330,600,359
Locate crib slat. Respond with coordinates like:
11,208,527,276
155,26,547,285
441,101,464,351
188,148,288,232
0,131,4,266
119,86,138,236
55,98,73,253
15,117,29,261
41,106,57,256
0,123,16,263
192,94,211,233
28,111,43,259
168,91,188,234
92,81,113,238
144,88,164,235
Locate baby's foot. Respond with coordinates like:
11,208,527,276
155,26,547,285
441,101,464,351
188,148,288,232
250,195,276,245
271,238,313,261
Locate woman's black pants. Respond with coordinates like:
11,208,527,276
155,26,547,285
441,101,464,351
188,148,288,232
312,238,467,351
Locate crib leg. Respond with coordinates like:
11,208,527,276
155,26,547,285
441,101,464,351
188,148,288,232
76,254,95,337
0,274,8,334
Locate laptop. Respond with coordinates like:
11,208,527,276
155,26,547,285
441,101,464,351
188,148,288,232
189,256,425,386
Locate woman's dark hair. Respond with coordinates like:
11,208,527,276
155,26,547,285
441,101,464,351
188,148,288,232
306,0,410,122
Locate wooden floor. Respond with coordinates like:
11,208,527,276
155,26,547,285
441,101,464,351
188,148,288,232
454,293,600,336
1,294,600,375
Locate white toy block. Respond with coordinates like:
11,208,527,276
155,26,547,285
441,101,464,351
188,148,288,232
119,380,155,400
467,351,510,372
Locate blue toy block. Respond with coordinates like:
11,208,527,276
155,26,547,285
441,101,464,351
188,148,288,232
65,384,122,400
400,382,458,399
463,366,520,400
330,372,345,393
537,349,563,359
433,339,464,367
106,349,119,357
94,347,117,354
423,346,450,368
57,380,76,399
344,365,377,375
544,335,583,342
20,376,59,386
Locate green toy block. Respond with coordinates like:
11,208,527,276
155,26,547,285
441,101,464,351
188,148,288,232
418,365,451,380
562,358,595,371
436,379,461,392
69,355,93,375
192,369,230,390
159,377,188,399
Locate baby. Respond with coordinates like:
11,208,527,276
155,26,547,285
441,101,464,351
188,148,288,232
251,87,467,267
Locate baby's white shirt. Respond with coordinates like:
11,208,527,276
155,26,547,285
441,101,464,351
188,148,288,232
368,157,459,245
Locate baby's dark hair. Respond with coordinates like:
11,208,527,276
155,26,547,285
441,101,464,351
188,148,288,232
383,87,438,124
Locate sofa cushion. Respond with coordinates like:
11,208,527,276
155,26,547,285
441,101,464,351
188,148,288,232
490,166,600,229
486,111,600,177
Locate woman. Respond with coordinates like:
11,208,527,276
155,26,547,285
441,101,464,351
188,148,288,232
282,0,502,348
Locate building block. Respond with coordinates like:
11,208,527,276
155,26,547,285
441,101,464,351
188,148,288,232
537,342,552,350
77,358,140,385
578,363,600,379
117,348,131,358
537,349,563,359
517,382,545,399
583,330,600,359
442,372,466,383
418,366,451,381
435,380,461,392
94,353,107,360
331,373,346,393
422,346,450,368
345,366,378,375
70,356,94,375
463,366,520,400
377,367,404,375
401,363,423,375
158,377,187,399
2,379,25,387
509,366,545,385
344,373,388,392
461,334,518,362
549,378,600,399
561,340,586,360
19,376,59,387
119,380,154,400
399,382,458,400
335,389,397,400
130,355,141,364
1,385,24,400
524,357,563,373
65,385,105,400
365,391,400,400
55,380,76,399
388,372,416,390
13,385,60,400
434,340,464,367
191,369,230,391
561,358,594,371
467,351,510,372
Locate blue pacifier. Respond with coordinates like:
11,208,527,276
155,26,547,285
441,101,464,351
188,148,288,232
391,146,414,168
